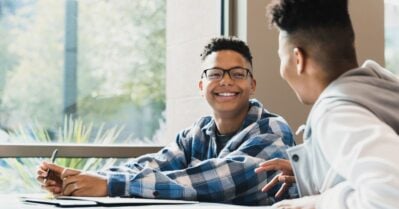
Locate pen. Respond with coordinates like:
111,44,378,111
44,149,58,183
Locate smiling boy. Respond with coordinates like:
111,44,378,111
38,37,296,205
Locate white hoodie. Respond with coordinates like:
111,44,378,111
287,60,399,209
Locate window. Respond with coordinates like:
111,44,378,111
385,0,399,76
0,0,166,194
0,0,166,145
0,0,222,194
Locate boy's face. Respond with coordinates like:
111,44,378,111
278,32,310,104
199,50,256,117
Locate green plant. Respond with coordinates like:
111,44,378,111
0,116,127,194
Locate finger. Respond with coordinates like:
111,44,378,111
44,185,62,194
261,174,280,192
258,159,291,172
37,174,50,183
278,175,296,184
37,166,47,176
45,179,58,186
274,175,295,198
43,162,66,175
258,158,282,166
37,176,44,183
38,162,53,175
40,179,58,188
255,164,279,173
53,187,62,194
41,181,62,194
37,171,48,179
40,177,48,185
275,182,290,199
37,163,52,179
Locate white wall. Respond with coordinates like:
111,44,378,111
245,0,311,142
165,0,385,144
165,1,220,142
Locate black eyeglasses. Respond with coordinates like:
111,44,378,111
201,67,252,81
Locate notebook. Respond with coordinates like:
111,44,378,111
21,196,198,207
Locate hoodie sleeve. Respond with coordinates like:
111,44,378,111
315,104,399,209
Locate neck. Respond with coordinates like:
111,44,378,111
318,60,359,94
213,105,249,135
304,58,359,105
322,62,358,87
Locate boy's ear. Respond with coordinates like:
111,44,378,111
198,80,203,90
293,47,306,75
250,78,256,95
198,80,204,96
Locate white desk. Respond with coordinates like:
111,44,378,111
2,195,270,209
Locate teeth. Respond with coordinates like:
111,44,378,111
217,92,236,96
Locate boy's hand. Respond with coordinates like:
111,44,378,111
255,158,295,198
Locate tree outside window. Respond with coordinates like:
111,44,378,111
0,0,166,143
0,0,166,194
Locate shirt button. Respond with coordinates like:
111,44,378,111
292,154,299,162
153,191,159,196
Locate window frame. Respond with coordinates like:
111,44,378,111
0,144,162,158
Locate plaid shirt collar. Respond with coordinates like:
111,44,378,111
202,99,265,138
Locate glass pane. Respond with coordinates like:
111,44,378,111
385,0,399,76
0,0,166,144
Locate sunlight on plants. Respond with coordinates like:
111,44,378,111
0,116,128,194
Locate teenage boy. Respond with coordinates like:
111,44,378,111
38,37,295,205
256,0,399,208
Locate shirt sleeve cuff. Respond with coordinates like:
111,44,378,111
107,173,130,197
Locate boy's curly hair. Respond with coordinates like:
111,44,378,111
201,37,253,67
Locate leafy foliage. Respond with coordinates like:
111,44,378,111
0,117,126,194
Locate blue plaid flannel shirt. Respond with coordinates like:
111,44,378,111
100,99,296,205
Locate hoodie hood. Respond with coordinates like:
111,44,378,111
317,60,399,134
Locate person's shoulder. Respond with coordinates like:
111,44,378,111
249,98,288,120
248,98,292,131
246,103,294,145
259,108,290,128
308,99,362,135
